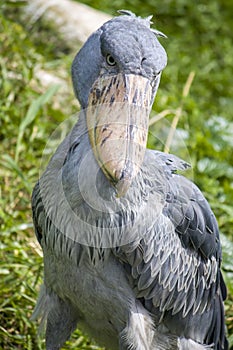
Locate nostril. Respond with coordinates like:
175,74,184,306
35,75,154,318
141,57,147,65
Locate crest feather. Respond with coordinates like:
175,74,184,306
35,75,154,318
117,10,167,38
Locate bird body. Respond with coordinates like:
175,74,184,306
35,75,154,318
32,11,228,350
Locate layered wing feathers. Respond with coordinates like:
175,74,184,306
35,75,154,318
113,153,226,349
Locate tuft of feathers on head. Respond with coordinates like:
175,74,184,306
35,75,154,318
117,9,136,17
151,29,167,38
117,9,167,38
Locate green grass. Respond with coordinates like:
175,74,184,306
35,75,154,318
1,1,233,349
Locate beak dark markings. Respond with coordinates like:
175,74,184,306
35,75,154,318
95,88,101,100
112,76,117,84
129,124,135,139
132,88,139,104
100,130,113,147
110,94,115,105
120,160,133,180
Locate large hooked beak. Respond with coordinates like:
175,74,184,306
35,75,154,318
86,73,152,197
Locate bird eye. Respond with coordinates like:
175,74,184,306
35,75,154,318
106,54,116,66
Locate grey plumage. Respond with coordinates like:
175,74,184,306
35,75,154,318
31,11,228,350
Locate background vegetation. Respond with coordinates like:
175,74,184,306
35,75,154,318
0,0,232,349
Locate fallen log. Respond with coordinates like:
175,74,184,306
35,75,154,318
24,0,111,46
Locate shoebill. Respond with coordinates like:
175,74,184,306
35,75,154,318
31,10,228,350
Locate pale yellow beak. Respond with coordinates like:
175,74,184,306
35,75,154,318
86,74,152,197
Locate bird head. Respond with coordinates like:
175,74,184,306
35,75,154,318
72,11,167,197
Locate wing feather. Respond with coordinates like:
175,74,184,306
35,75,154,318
113,152,227,349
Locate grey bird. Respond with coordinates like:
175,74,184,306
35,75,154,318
31,10,228,350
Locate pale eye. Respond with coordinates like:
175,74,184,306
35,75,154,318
106,54,116,66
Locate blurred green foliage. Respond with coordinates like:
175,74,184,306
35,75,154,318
0,0,233,349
